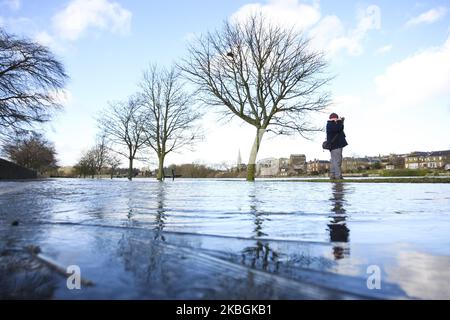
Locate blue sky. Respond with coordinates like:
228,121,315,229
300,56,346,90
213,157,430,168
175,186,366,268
1,0,449,168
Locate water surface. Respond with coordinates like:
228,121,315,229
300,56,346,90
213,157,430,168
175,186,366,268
1,178,449,299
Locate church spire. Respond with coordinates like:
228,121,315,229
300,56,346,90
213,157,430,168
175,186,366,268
237,149,242,172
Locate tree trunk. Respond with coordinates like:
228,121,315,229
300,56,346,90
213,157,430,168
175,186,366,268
128,157,133,181
246,128,266,181
157,154,165,181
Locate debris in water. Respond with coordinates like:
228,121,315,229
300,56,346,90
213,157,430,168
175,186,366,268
25,244,94,287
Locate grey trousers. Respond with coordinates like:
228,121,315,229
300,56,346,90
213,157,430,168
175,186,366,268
330,148,343,179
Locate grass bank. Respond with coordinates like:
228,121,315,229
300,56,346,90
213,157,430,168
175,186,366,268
295,177,450,183
379,169,430,177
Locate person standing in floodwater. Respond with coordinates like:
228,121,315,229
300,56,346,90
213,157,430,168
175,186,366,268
326,113,348,180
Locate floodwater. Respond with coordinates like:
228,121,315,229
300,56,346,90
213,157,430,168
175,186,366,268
1,178,449,299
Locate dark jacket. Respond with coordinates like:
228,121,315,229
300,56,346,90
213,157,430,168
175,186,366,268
326,120,348,150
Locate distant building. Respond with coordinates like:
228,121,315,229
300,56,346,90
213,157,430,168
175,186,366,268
254,149,449,176
342,154,405,171
257,158,279,176
232,149,246,172
405,150,450,169
425,151,450,169
342,157,370,172
307,159,330,174
386,154,406,169
237,149,242,172
365,156,383,166
289,154,307,174
405,152,428,169
257,154,306,176
278,158,290,176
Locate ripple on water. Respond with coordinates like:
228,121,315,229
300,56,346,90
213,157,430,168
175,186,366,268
0,178,449,299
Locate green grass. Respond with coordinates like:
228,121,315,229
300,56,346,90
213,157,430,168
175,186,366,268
294,177,450,183
379,169,429,177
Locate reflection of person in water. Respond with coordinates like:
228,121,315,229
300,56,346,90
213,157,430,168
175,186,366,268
328,182,350,259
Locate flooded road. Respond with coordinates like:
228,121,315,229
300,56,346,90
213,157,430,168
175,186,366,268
1,178,449,299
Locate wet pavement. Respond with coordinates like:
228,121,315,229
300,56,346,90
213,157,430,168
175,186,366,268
1,178,449,299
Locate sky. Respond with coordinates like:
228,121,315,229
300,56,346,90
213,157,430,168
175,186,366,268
1,0,449,169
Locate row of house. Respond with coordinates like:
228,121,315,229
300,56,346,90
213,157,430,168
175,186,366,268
257,154,307,176
404,151,450,169
253,150,450,177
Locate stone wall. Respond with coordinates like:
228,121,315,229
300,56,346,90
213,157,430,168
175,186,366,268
0,158,37,179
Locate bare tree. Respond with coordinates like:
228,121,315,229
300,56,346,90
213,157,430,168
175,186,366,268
97,97,147,180
74,148,96,178
107,154,122,179
139,65,202,181
180,15,331,180
74,138,113,179
0,28,68,138
2,132,57,174
92,133,109,175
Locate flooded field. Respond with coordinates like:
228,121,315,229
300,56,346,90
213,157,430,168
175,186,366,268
1,178,450,299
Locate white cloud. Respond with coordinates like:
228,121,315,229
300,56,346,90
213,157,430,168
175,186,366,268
34,31,56,47
309,15,344,51
33,31,71,54
52,0,132,41
333,95,362,111
1,0,21,11
322,35,450,157
406,7,447,27
375,35,450,108
375,44,392,55
230,1,381,58
231,0,321,31
310,5,381,57
355,36,450,155
30,0,132,52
